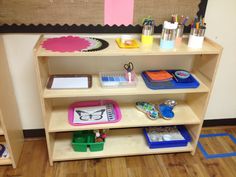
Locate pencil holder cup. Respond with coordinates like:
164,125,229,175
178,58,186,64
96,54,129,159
141,25,154,45
188,28,206,49
175,25,184,46
160,21,178,49
160,28,177,49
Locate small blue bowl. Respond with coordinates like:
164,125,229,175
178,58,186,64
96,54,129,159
175,70,190,79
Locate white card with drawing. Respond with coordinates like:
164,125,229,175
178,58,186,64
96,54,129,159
73,105,108,124
51,77,88,89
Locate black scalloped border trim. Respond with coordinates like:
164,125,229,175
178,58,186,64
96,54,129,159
0,24,192,34
0,0,207,33
84,38,109,52
197,0,208,17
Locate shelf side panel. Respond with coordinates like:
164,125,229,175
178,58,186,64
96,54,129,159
188,51,222,154
34,50,54,166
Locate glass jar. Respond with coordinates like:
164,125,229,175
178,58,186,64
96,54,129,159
160,21,178,49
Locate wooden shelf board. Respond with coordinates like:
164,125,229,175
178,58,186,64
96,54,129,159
43,74,209,98
36,37,221,57
53,128,193,161
49,102,200,132
0,158,12,166
193,71,211,89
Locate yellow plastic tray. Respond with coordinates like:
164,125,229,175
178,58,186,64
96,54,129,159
115,38,140,48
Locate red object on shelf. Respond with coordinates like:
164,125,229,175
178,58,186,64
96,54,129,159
145,70,173,82
42,36,90,52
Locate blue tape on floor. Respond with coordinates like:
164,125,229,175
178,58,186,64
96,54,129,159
198,133,236,159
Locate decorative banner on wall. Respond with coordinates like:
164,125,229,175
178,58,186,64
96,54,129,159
104,0,134,26
134,0,201,25
0,0,104,25
0,0,208,33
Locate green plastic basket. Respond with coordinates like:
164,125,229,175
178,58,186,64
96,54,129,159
72,130,105,152
89,141,105,152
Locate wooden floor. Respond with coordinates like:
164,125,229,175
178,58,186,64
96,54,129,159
0,126,236,177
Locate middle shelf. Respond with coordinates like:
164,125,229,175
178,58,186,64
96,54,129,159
43,72,210,98
48,102,200,132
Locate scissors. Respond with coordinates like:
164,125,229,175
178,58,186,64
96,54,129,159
124,62,134,83
124,62,134,72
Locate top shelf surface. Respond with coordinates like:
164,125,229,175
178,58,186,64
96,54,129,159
35,35,222,57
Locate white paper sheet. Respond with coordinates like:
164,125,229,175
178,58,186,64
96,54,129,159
73,105,108,124
51,77,88,89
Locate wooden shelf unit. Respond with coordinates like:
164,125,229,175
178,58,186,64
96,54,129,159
34,35,222,166
0,36,24,168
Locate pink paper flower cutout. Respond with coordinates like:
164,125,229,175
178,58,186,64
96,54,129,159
42,36,90,52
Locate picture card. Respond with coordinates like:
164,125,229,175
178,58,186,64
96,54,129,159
73,105,108,124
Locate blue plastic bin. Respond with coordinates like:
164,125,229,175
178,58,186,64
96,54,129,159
143,125,192,149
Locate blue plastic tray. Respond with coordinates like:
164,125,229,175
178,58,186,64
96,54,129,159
143,125,192,149
141,70,200,90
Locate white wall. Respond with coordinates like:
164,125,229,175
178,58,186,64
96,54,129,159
2,0,236,129
2,35,43,129
204,0,236,119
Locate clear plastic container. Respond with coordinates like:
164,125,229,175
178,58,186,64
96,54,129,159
99,71,138,88
160,21,178,49
176,24,184,46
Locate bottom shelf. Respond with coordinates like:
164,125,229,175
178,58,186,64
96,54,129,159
0,139,12,166
0,158,12,166
53,128,193,162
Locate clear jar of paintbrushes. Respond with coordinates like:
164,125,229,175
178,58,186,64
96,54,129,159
141,25,154,45
141,17,154,45
160,21,178,49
